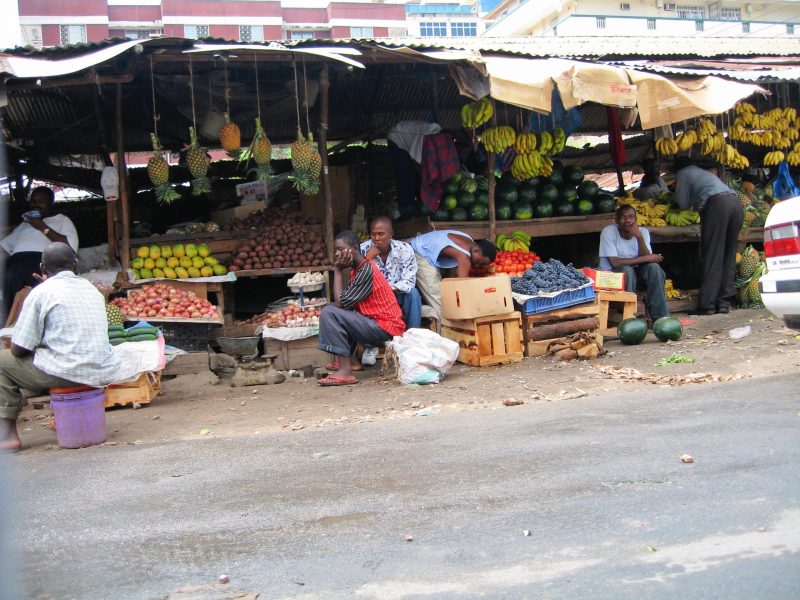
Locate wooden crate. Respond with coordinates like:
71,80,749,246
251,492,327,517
441,312,523,367
522,301,601,357
597,290,638,338
105,372,161,408
264,335,331,371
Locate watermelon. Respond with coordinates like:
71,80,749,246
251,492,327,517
443,195,459,211
469,203,488,221
538,183,559,205
450,171,463,184
514,202,533,220
450,207,468,221
562,165,584,187
525,176,542,189
500,170,521,188
554,200,575,216
576,199,594,215
559,184,578,204
460,178,478,193
444,180,460,196
653,317,683,342
577,180,600,200
432,206,450,221
459,191,476,208
496,201,513,220
617,318,648,345
547,166,563,186
475,190,489,206
476,176,489,191
518,183,537,204
496,183,519,204
534,202,553,218
594,193,616,214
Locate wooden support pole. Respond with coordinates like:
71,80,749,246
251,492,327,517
116,82,130,272
317,64,335,263
487,98,498,243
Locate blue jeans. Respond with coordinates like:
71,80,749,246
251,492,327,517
613,263,670,320
396,288,422,329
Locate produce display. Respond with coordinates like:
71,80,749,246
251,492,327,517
287,271,326,288
238,298,324,328
110,283,221,320
735,245,766,309
107,324,159,346
495,230,532,252
230,211,329,271
460,97,493,129
510,259,590,296
131,243,228,280
106,303,123,326
617,318,648,345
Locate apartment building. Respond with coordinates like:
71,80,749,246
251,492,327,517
483,0,800,38
15,0,486,48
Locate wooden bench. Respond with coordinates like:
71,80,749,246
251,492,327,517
597,290,638,338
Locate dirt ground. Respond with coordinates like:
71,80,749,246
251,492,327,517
16,307,800,452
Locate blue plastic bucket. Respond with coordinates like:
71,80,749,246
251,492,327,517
49,386,107,449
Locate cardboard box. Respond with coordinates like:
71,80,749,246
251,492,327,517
441,274,513,320
582,268,626,291
211,202,266,227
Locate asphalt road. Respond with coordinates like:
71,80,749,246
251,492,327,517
3,373,800,600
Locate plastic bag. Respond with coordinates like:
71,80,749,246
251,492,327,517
772,161,800,200
388,328,460,385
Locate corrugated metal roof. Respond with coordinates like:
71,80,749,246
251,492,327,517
605,59,800,82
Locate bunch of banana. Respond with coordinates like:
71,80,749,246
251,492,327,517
481,126,516,153
540,155,554,177
655,137,678,156
495,230,531,252
665,208,702,226
700,132,725,156
625,199,668,226
695,118,718,143
550,127,566,154
716,143,750,169
461,97,494,129
787,142,800,166
675,128,698,152
514,132,538,154
538,130,554,155
664,279,682,299
763,150,785,166
511,151,542,180
735,102,757,117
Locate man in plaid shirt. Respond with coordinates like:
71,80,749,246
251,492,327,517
0,243,121,452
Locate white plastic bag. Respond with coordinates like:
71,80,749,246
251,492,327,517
388,328,460,385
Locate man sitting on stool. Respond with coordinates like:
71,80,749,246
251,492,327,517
318,231,406,386
0,242,121,452
598,204,670,322
359,216,421,366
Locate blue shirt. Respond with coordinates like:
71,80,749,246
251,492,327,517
409,230,472,269
674,165,732,211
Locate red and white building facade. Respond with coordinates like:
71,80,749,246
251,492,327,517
17,0,418,48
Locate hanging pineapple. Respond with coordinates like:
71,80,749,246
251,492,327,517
147,133,180,204
186,127,211,196
289,128,321,195
218,112,241,155
246,117,272,182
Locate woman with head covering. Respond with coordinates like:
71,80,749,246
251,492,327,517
633,158,669,201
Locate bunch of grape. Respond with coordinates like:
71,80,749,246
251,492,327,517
510,258,590,295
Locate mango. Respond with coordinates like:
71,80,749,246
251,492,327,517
160,245,173,258
174,267,189,279
163,267,177,279
172,244,185,258
143,258,156,270
187,267,201,278
203,256,218,266
136,246,150,259
166,257,179,268
197,244,210,258
131,258,144,270
149,244,161,260
132,268,141,279
152,268,165,278
191,256,205,269
185,244,198,258
200,266,213,277
139,268,153,279
212,264,227,276
179,257,192,269
155,258,167,269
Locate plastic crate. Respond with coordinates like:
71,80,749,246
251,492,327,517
515,285,596,315
156,322,211,352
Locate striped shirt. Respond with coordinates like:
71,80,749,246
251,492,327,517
341,259,405,337
12,271,122,386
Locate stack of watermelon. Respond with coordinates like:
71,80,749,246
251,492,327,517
433,172,491,222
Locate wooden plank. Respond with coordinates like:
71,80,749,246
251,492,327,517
129,230,249,247
504,319,521,354
490,321,506,355
476,351,523,366
526,338,560,358
121,313,224,325
234,265,334,278
163,352,210,376
522,301,600,325
596,290,637,303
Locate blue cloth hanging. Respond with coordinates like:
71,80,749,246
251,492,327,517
773,161,800,200
528,89,582,137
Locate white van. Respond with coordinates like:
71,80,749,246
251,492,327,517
760,195,800,329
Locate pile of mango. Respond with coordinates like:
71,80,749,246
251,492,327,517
131,243,228,280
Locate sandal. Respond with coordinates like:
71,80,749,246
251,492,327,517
318,375,359,386
325,362,363,372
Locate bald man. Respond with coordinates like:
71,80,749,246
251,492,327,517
0,243,121,451
359,217,421,365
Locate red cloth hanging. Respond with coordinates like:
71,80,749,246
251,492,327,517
420,132,460,213
607,106,626,168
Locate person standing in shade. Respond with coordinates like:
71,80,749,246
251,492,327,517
599,204,670,322
633,158,669,201
673,157,743,315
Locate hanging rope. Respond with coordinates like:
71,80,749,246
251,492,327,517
302,57,312,135
254,52,261,120
188,54,197,129
149,56,159,138
223,58,230,115
293,57,302,135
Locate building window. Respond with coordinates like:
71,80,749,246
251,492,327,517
596,16,606,28
290,31,313,40
695,20,704,31
677,5,704,19
620,3,631,10
647,18,656,30
788,23,795,34
124,30,151,40
420,21,447,36
450,22,477,36
239,25,264,42
184,25,209,39
59,25,86,45
742,21,750,33
720,7,741,20
350,26,374,38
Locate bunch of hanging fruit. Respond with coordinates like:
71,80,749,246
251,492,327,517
735,245,766,309
147,134,181,204
288,127,322,195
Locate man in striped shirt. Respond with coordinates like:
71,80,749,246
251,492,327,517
318,230,405,386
